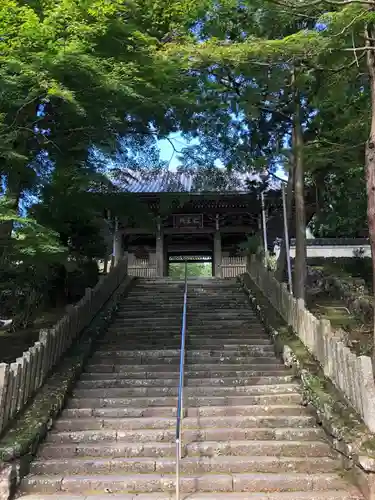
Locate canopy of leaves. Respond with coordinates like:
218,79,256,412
1,0,373,327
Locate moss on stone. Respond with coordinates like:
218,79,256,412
238,273,374,463
362,439,375,455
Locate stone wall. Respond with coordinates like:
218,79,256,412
274,238,371,259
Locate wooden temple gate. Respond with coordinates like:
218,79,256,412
111,191,282,279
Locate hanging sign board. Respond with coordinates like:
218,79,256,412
173,214,203,229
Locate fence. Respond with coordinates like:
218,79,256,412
221,257,247,278
0,257,129,435
247,254,375,433
128,254,157,278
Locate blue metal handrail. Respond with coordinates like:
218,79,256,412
176,261,188,500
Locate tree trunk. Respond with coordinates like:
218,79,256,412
103,256,110,274
0,187,21,265
365,22,375,364
276,165,295,281
292,72,307,302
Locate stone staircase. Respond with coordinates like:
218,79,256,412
18,279,361,500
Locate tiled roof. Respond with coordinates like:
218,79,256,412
124,169,278,194
125,170,194,193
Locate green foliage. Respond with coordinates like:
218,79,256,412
0,0,193,328
0,0,372,333
0,197,66,261
0,197,67,327
166,0,369,238
168,262,213,279
239,234,262,256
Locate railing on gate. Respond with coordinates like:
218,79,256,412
176,261,188,500
221,256,246,278
128,254,157,278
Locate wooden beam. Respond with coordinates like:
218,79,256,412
123,225,254,236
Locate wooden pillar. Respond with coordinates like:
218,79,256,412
214,231,222,277
164,243,169,278
111,217,124,268
214,214,222,277
113,224,123,267
156,217,164,277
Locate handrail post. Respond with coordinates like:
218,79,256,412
176,261,188,500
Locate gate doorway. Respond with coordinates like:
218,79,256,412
167,255,213,279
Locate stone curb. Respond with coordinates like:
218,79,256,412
238,273,375,500
0,276,135,500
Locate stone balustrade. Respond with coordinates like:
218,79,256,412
247,255,375,433
0,257,128,435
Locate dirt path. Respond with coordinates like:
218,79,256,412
0,307,66,363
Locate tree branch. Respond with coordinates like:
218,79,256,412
333,10,367,37
270,0,375,8
165,137,183,154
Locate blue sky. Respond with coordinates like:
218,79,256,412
158,132,198,170
158,133,288,181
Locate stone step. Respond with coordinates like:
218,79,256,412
134,292,243,296
91,349,275,362
91,348,181,358
30,455,341,476
80,369,291,380
53,414,316,432
117,294,247,298
117,309,257,317
13,491,364,500
97,337,272,346
105,328,268,336
83,362,286,374
162,290,244,293
75,375,295,389
116,307,259,321
87,357,181,366
115,305,253,311
66,393,303,409
15,280,361,500
62,404,310,420
72,383,300,399
112,314,257,320
120,306,251,312
94,341,183,350
20,472,347,495
129,288,240,292
92,342,272,351
124,288,237,292
37,439,335,460
107,327,267,335
100,334,270,341
108,320,263,327
89,355,281,366
92,346,275,358
112,319,258,326
46,426,324,446
122,299,248,305
119,305,251,311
